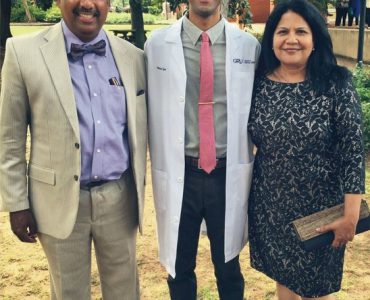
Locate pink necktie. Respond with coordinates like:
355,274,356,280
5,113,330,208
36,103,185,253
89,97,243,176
198,32,216,174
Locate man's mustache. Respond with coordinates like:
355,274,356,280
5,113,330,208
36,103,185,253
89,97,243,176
73,7,100,17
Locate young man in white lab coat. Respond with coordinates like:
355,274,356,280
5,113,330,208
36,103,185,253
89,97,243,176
145,0,260,298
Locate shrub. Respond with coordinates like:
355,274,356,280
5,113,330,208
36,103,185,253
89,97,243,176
44,4,62,22
143,13,156,25
10,4,46,22
148,6,162,15
362,103,370,153
106,12,131,24
353,67,370,152
353,67,370,104
115,6,125,13
105,12,157,25
30,5,46,22
10,5,26,22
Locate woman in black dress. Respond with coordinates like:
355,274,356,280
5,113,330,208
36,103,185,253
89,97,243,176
248,1,365,299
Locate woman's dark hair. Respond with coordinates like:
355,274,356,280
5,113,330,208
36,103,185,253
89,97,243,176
257,0,350,93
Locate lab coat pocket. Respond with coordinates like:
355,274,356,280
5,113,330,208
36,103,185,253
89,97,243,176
225,161,254,251
229,161,254,209
152,169,167,212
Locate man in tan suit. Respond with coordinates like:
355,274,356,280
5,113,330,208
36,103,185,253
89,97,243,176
0,0,147,299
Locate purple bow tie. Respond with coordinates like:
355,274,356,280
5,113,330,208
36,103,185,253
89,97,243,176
69,39,106,61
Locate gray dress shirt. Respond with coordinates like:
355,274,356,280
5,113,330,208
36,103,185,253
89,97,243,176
181,17,227,158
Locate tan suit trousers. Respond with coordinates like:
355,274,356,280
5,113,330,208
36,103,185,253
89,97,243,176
38,169,139,300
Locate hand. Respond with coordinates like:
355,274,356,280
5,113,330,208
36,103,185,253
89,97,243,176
10,209,38,243
316,216,358,248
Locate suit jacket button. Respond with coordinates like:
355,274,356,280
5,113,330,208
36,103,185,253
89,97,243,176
75,143,80,149
74,175,79,181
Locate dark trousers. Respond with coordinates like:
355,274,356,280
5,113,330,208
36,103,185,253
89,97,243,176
335,7,348,26
366,8,370,26
348,15,359,26
167,164,244,300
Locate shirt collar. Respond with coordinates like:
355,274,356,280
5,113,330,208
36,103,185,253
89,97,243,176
61,20,108,54
182,15,225,46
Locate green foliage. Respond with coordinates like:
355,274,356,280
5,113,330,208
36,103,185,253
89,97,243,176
143,13,157,24
44,4,62,23
10,5,27,22
30,6,46,22
10,4,46,22
106,12,132,24
353,67,370,104
353,67,370,152
228,0,252,25
35,0,53,10
148,6,162,15
148,6,162,16
106,12,157,24
111,0,125,12
362,103,370,153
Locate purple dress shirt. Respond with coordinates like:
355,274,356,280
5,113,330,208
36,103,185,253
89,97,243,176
61,21,129,185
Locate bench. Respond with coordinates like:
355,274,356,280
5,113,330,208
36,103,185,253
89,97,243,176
110,29,149,44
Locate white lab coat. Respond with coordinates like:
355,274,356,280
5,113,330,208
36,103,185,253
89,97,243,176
145,17,260,277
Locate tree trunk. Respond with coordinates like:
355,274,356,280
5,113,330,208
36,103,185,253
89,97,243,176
23,0,34,22
221,0,228,17
1,0,12,87
0,0,12,47
129,0,145,49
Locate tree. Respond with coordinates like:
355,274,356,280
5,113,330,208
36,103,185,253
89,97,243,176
35,0,53,10
22,0,34,22
0,0,12,48
1,0,12,80
130,0,145,49
221,0,228,16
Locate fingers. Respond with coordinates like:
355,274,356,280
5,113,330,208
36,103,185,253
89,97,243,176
332,229,355,248
332,237,345,248
9,210,38,243
14,229,37,243
315,223,333,234
28,216,38,237
316,223,345,248
316,219,356,248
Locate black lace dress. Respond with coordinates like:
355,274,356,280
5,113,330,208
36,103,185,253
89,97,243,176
247,76,365,297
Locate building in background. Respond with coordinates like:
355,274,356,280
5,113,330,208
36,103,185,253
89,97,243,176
249,0,274,23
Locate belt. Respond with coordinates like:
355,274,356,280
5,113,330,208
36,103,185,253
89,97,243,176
184,156,226,169
80,180,109,191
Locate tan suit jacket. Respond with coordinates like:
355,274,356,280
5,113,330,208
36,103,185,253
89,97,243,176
0,23,147,239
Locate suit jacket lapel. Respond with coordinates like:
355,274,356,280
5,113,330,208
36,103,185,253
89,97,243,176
107,33,137,150
40,23,80,140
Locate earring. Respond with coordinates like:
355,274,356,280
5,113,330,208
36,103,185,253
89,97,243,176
312,48,315,51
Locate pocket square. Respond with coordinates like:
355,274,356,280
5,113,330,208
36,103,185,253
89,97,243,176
136,90,145,96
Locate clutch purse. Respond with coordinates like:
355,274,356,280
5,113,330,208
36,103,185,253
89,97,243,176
292,200,370,251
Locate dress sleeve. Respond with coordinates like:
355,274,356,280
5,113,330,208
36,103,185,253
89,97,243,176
334,78,365,194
